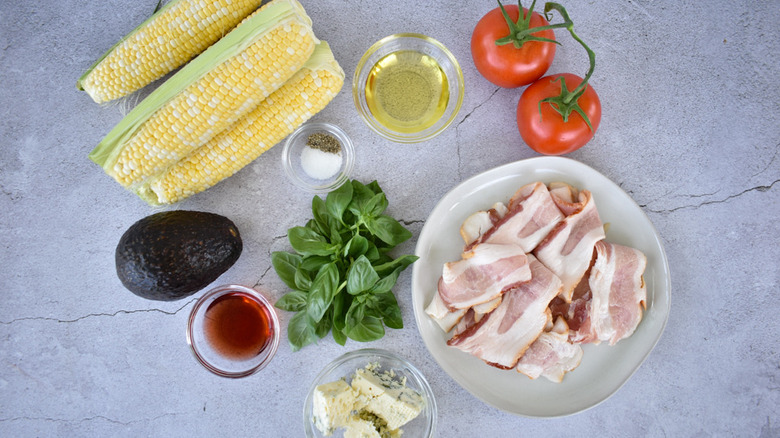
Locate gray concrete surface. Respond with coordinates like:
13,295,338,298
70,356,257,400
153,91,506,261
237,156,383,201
1,0,779,436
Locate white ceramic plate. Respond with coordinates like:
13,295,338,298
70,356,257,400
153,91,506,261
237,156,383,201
411,157,671,417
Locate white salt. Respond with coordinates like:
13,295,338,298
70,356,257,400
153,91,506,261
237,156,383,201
300,145,343,180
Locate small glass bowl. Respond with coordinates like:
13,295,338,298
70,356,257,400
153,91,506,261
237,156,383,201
186,284,280,378
303,348,437,438
353,33,464,143
282,122,355,193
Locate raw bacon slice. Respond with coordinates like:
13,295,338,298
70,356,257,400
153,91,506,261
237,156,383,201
467,182,564,253
437,243,531,310
425,293,466,333
549,253,598,343
446,255,562,369
459,202,508,246
448,297,503,336
516,317,584,382
452,308,477,337
587,241,647,345
557,241,647,345
534,186,605,302
426,294,502,334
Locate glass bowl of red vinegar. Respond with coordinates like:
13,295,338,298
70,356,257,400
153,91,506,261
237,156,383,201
187,284,280,378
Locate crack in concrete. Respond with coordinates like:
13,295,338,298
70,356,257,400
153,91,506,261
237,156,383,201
454,87,502,180
399,218,425,227
0,298,196,325
269,234,288,250
0,184,22,201
456,87,501,130
642,179,779,214
253,265,274,289
0,412,182,426
751,145,779,179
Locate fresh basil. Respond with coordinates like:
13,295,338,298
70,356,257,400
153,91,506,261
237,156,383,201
289,226,334,256
307,262,339,322
273,179,418,351
273,289,307,312
325,181,353,222
287,312,317,353
346,255,379,295
270,252,301,290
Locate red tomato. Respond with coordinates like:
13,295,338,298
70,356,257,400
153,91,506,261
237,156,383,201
517,73,601,155
471,4,557,88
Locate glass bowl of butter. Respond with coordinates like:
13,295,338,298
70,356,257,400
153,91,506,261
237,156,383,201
304,348,437,438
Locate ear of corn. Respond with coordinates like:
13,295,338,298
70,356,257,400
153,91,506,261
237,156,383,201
88,0,317,189
136,42,345,205
77,0,263,104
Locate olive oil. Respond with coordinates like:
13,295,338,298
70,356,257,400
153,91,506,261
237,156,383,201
365,50,450,133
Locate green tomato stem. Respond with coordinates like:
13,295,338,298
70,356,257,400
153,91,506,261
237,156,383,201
494,0,568,48
532,2,596,131
543,2,596,101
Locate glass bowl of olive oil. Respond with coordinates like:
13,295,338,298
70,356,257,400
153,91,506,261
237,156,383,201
353,33,464,143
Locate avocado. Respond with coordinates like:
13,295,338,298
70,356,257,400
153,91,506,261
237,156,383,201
115,210,242,301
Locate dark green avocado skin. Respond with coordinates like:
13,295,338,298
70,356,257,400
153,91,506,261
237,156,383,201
115,210,242,301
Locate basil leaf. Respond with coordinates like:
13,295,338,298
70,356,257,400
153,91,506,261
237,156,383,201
364,214,412,246
315,309,333,339
294,266,312,291
329,222,343,245
332,292,348,332
364,192,388,217
271,251,301,290
365,240,381,262
289,226,334,256
301,255,332,272
307,262,339,322
346,315,385,342
344,299,366,332
373,254,419,277
274,290,308,312
348,180,376,216
369,266,402,295
326,181,353,222
305,218,327,237
312,196,339,236
366,180,383,195
371,291,403,329
332,325,347,346
344,234,369,259
346,255,379,295
287,311,318,352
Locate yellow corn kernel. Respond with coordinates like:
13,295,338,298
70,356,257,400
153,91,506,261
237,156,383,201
137,42,345,205
77,0,263,104
89,0,317,189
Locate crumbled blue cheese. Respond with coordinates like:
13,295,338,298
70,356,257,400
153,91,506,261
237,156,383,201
312,379,363,435
342,416,382,438
312,363,424,438
351,365,424,430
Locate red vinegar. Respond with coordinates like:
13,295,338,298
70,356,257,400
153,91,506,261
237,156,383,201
203,292,273,361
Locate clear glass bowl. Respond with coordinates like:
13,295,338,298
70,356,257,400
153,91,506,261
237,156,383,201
186,284,280,378
353,33,464,143
303,348,437,437
282,122,355,193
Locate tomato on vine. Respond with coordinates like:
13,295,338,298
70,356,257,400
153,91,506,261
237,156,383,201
518,73,601,155
517,3,601,155
471,0,562,88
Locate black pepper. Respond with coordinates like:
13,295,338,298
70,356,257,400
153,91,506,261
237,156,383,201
306,132,341,154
